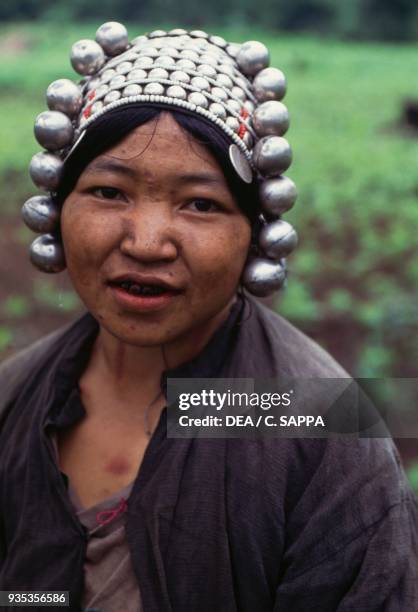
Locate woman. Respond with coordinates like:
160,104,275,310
0,22,417,612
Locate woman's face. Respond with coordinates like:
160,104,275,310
61,112,252,346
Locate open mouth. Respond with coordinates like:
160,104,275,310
108,278,182,298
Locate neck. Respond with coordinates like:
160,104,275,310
82,295,237,405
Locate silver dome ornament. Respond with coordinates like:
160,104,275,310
166,85,187,100
96,22,129,56
46,79,82,116
259,220,298,259
252,101,290,137
253,67,287,102
34,111,74,151
21,195,60,233
236,41,269,76
29,152,63,191
242,258,286,297
188,92,208,109
71,39,106,75
259,176,297,216
252,136,292,177
29,234,66,273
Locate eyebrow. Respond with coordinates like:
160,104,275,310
84,159,226,187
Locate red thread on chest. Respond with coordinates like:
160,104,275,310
96,497,128,526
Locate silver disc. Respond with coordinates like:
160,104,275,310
229,144,253,184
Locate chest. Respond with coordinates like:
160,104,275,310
56,412,152,508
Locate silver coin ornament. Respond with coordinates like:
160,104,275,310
71,39,106,75
242,258,286,297
21,195,60,234
252,101,289,137
259,219,298,259
259,176,297,216
236,40,269,76
252,136,292,177
34,111,74,151
96,22,129,56
253,67,287,102
30,234,66,273
29,152,63,191
46,79,82,116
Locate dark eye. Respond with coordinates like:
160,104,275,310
187,199,219,213
91,186,124,200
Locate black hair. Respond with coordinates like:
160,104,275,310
56,103,260,228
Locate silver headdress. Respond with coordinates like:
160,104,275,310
23,22,298,296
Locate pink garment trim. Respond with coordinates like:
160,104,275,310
95,497,128,526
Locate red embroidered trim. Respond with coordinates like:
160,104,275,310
238,107,250,139
88,90,96,101
95,497,128,526
83,105,92,119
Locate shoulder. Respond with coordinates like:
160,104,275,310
238,296,350,378
0,320,79,424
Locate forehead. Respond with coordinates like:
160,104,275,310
91,111,223,176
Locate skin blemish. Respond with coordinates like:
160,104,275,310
104,456,132,475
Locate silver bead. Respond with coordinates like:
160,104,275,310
170,70,190,83
176,59,196,71
104,90,121,104
71,39,106,76
259,220,298,259
148,67,169,79
21,195,60,233
209,35,227,48
123,84,142,96
166,85,187,100
227,99,242,113
199,54,218,67
96,22,129,56
216,74,233,89
34,111,74,151
191,76,210,91
252,136,292,177
109,74,126,88
226,116,240,132
128,68,147,80
30,234,66,273
156,55,176,67
148,30,167,38
209,103,227,120
253,101,289,137
242,258,286,296
197,64,217,78
188,92,208,109
259,176,297,216
91,100,104,113
226,43,240,58
236,40,270,76
231,86,246,102
101,68,116,83
135,56,154,68
144,82,165,95
116,61,133,74
243,132,253,148
253,67,287,102
46,79,82,116
29,152,63,191
190,30,209,38
211,87,228,102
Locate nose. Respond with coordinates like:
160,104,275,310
119,204,179,263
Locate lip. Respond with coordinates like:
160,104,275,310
108,272,183,292
107,272,184,313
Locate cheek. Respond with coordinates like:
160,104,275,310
188,218,251,290
61,204,120,286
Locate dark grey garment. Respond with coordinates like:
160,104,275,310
0,295,417,612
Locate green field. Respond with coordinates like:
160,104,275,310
0,23,417,487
